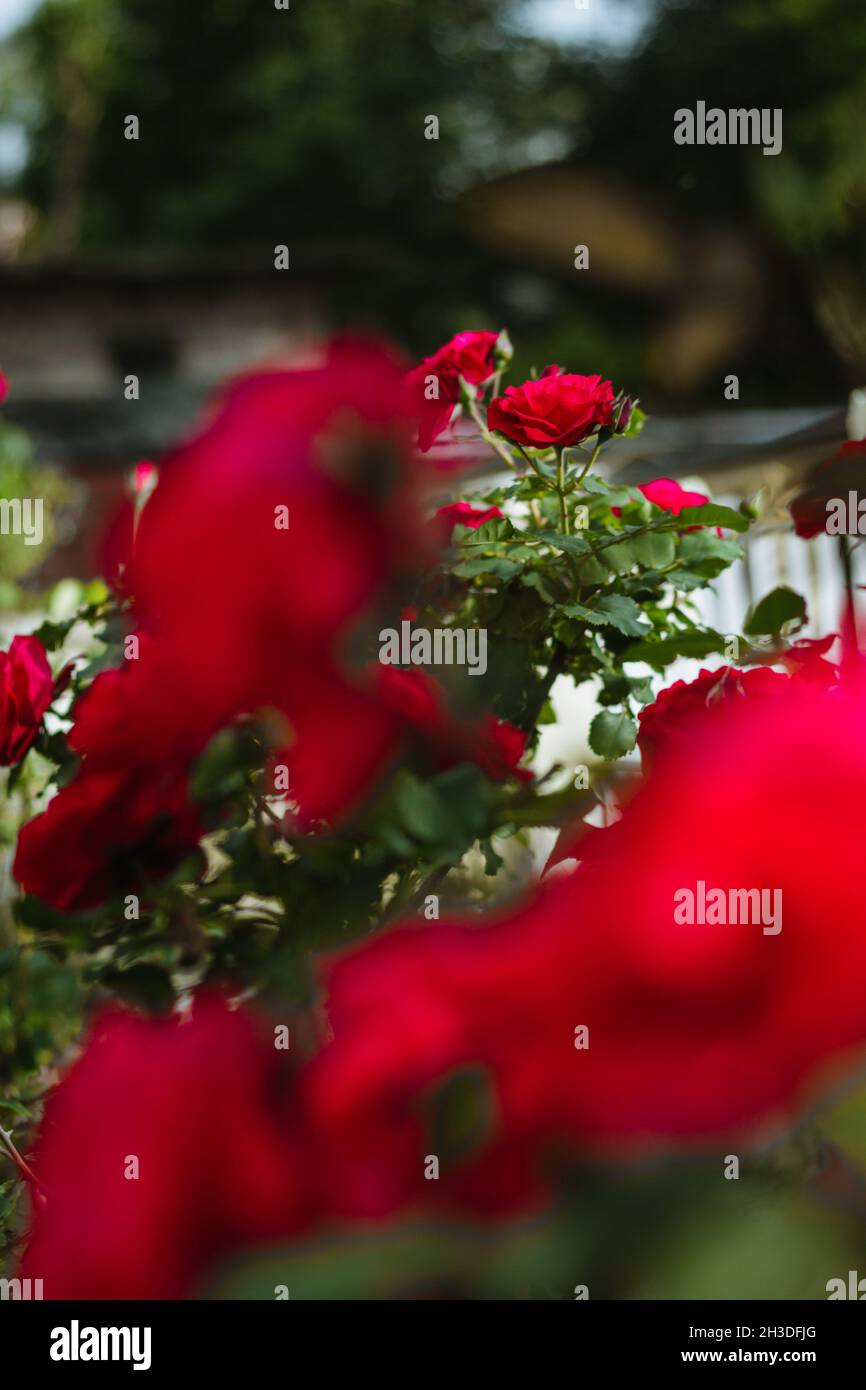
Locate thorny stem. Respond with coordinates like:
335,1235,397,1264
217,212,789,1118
525,641,570,729
555,448,569,535
466,396,519,470
572,437,604,491
0,1124,47,1207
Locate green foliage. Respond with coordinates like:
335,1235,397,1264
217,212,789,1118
744,585,808,637
0,342,828,1297
0,417,72,591
200,1149,866,1300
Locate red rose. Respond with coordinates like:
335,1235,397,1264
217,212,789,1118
303,672,866,1217
613,477,721,533
782,635,838,686
530,675,866,1142
637,477,709,514
430,500,504,544
13,759,202,912
20,995,306,1299
374,664,531,783
102,337,434,832
406,330,501,452
14,648,207,910
0,635,55,766
0,370,8,403
637,665,792,764
131,338,421,672
487,373,615,449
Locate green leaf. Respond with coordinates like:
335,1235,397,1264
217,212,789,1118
31,617,75,652
575,554,609,585
673,503,749,532
743,586,807,636
191,727,254,804
561,595,649,638
632,531,676,568
393,771,453,844
675,532,744,583
623,630,728,669
520,570,558,603
481,839,505,875
589,709,637,759
580,475,636,507
678,532,743,565
97,963,174,1012
428,1065,493,1164
454,517,512,545
601,540,636,573
451,555,523,580
536,531,591,556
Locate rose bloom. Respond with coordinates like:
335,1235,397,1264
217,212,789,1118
20,995,308,1299
13,760,202,913
20,678,866,1291
406,330,501,452
612,477,721,533
430,500,504,544
18,334,524,905
13,645,209,911
130,338,423,671
637,665,793,764
0,635,55,766
300,671,866,1217
280,662,533,828
487,373,615,449
637,477,709,515
373,664,532,783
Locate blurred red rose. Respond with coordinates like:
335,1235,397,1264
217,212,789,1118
781,634,838,686
13,643,212,910
406,330,501,452
0,635,55,766
374,663,531,783
13,760,202,912
303,672,866,1215
84,337,442,838
21,677,866,1286
20,995,306,1299
530,674,866,1142
431,501,504,544
130,338,421,678
487,373,615,449
637,665,792,764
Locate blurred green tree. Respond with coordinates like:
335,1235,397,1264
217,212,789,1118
1,0,577,344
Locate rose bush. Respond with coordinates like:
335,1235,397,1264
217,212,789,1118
3,330,864,1301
